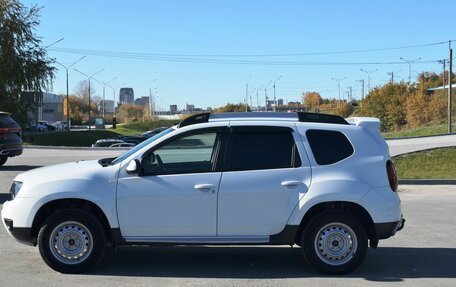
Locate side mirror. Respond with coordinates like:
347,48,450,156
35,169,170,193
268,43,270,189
126,159,142,175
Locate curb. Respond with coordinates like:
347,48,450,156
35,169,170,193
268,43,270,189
399,179,456,185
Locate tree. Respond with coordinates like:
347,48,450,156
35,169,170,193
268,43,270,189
0,1,55,124
215,103,250,112
333,102,354,118
302,92,322,111
356,83,409,131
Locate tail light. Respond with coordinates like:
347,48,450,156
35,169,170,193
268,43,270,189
0,128,21,135
386,160,398,192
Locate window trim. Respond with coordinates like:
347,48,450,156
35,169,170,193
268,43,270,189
140,127,227,176
224,126,302,172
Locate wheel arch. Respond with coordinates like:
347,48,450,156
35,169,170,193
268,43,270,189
31,198,112,245
294,201,376,245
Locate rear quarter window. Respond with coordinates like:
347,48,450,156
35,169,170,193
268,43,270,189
306,129,354,165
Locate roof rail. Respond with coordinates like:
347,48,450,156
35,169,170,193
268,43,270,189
297,112,349,125
176,112,348,128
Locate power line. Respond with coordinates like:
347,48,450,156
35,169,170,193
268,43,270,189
47,47,441,66
48,40,454,58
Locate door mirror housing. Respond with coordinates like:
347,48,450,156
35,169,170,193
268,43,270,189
126,159,142,175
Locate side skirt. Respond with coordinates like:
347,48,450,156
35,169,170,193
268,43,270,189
111,225,300,246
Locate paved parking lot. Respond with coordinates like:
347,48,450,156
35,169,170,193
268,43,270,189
0,149,455,286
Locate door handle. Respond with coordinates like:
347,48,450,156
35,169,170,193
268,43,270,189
194,184,216,191
281,181,303,187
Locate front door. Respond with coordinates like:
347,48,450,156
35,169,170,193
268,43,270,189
117,128,224,241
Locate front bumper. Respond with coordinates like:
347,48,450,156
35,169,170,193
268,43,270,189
2,218,35,246
375,217,405,240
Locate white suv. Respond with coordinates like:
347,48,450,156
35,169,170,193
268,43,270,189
1,112,404,274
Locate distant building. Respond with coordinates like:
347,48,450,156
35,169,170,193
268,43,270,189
169,105,178,114
134,96,150,107
100,100,114,114
22,92,64,122
277,99,284,106
186,103,195,112
119,88,134,105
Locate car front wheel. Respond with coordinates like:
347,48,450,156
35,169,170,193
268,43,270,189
38,209,106,273
301,212,368,274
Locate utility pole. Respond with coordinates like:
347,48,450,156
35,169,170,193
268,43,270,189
448,41,453,133
361,69,377,93
438,59,448,88
357,79,365,100
331,77,345,106
400,57,421,84
387,72,394,84
349,86,353,102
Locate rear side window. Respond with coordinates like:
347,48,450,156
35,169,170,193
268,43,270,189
230,128,301,171
0,115,20,128
306,129,354,165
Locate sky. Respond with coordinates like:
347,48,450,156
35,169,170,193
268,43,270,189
22,0,456,110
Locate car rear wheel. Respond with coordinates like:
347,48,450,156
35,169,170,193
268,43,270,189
301,212,368,274
0,157,7,166
38,209,106,273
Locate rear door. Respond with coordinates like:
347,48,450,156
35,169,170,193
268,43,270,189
217,123,311,237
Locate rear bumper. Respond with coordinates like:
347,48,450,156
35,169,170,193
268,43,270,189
375,217,405,240
0,146,23,157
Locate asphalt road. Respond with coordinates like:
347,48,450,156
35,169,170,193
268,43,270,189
387,134,456,156
0,149,455,286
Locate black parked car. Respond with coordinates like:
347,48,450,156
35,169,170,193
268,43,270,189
0,112,23,166
116,135,148,145
141,127,168,138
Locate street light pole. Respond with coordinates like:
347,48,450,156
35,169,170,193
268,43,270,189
55,56,86,132
273,76,282,112
400,57,421,84
331,77,346,106
73,68,105,131
245,75,252,112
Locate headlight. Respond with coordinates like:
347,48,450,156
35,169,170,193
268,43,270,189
9,181,23,200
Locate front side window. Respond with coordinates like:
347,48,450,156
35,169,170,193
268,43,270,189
142,132,218,175
229,128,301,171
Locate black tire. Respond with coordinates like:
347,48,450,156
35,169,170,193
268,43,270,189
301,212,368,275
0,157,7,166
38,209,106,273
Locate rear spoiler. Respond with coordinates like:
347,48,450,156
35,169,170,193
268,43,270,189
345,117,380,131
346,117,389,153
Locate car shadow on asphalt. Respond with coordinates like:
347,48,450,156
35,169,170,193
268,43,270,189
0,165,42,171
89,246,456,280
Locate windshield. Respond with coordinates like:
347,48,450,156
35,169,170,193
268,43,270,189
110,127,175,165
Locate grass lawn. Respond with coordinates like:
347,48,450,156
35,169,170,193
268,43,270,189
393,147,456,179
382,124,449,139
